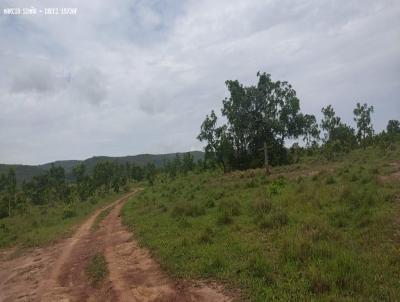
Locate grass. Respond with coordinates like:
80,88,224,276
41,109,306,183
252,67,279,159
122,144,400,301
0,191,128,249
91,205,115,231
85,252,108,286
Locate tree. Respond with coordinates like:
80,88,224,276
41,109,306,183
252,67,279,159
321,105,341,142
182,153,195,175
6,168,16,216
92,161,114,193
73,163,90,201
330,123,357,152
198,72,307,171
387,120,400,135
0,174,6,192
145,163,156,186
222,73,304,167
49,164,67,202
320,105,356,155
353,102,374,149
130,164,144,181
302,114,320,147
198,110,219,165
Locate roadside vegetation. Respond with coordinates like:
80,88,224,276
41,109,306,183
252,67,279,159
0,191,125,248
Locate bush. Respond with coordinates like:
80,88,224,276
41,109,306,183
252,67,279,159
350,174,359,182
198,227,214,244
123,184,131,192
245,179,258,188
205,198,215,208
259,209,289,230
246,256,274,284
307,265,331,294
267,178,286,196
62,205,76,219
171,202,205,218
253,198,272,214
218,199,241,216
281,238,312,264
330,253,364,294
325,176,336,184
217,211,233,225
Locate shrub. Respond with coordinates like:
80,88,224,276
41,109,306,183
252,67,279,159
307,265,331,294
329,207,350,228
361,176,371,184
171,202,205,218
267,178,286,196
205,198,215,208
246,256,274,284
325,176,336,184
218,199,241,216
202,256,226,276
217,211,233,225
198,227,214,244
371,167,379,174
281,238,312,264
178,217,192,228
62,205,76,219
329,253,364,294
123,184,131,192
246,179,258,188
253,198,272,214
350,174,359,182
214,191,225,200
259,209,289,230
158,204,168,213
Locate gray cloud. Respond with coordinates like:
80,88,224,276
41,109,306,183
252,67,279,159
69,67,107,105
10,61,62,94
0,0,399,164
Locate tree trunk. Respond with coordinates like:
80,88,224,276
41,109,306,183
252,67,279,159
264,141,270,175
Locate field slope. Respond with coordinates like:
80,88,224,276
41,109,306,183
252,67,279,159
122,145,400,301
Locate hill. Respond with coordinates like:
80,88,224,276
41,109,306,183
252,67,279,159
0,151,204,184
0,164,45,184
122,144,400,301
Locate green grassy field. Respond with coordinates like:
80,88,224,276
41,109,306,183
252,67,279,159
122,145,400,301
0,191,127,249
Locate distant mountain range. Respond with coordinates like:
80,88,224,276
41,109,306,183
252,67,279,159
0,151,204,184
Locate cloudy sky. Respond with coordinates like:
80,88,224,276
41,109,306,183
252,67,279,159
0,0,399,165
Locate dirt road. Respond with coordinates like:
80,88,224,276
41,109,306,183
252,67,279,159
0,191,232,302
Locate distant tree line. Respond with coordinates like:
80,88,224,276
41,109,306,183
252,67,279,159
0,161,157,218
198,72,400,172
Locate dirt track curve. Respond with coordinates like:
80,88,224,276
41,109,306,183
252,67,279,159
0,191,232,302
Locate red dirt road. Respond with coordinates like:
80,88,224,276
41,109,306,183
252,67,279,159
0,191,232,302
